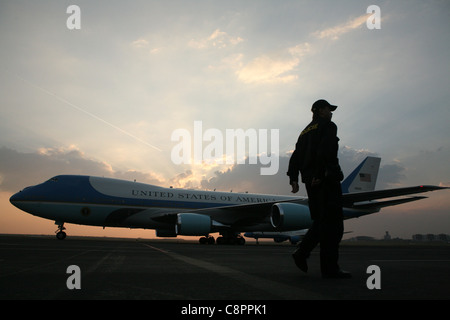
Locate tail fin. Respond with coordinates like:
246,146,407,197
341,156,381,194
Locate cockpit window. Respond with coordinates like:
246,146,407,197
50,177,58,182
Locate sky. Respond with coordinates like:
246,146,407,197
0,0,449,240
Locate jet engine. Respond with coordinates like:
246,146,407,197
175,213,212,236
270,203,312,231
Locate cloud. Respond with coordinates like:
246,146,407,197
0,146,165,193
169,169,195,189
237,55,299,84
339,146,378,169
189,29,313,85
231,11,380,84
313,13,370,40
1,144,392,197
236,43,311,84
201,159,290,195
131,38,150,48
131,38,165,55
377,163,406,189
145,11,371,86
228,11,372,85
200,145,404,195
189,29,244,49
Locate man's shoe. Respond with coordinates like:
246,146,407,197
322,270,352,279
292,253,308,273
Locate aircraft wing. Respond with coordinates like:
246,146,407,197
152,198,309,228
206,185,448,223
152,185,447,228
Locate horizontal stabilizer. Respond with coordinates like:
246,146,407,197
352,196,428,210
343,185,447,207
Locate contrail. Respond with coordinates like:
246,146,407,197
11,72,162,152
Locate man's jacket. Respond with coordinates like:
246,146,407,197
287,117,343,184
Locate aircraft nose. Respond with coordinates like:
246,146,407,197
9,186,32,206
9,191,23,205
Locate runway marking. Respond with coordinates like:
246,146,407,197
142,244,329,300
86,251,113,274
143,244,170,254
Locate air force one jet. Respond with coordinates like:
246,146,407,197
9,157,447,244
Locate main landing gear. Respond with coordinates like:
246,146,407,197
198,232,246,245
55,222,67,240
216,235,245,245
199,235,216,244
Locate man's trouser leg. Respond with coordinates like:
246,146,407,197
293,181,323,259
294,220,320,259
319,180,344,275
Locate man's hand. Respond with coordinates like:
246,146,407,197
290,181,299,193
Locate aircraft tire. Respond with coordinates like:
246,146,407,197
216,236,245,245
56,231,66,240
199,236,215,244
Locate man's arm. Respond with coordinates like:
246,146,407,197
287,138,302,193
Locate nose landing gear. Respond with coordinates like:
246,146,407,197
55,222,66,240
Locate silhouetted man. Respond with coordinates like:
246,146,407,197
287,99,351,279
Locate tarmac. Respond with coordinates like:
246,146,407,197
1,234,449,302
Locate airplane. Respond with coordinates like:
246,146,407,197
9,156,448,244
245,156,381,244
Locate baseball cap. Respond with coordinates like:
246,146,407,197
311,99,338,112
